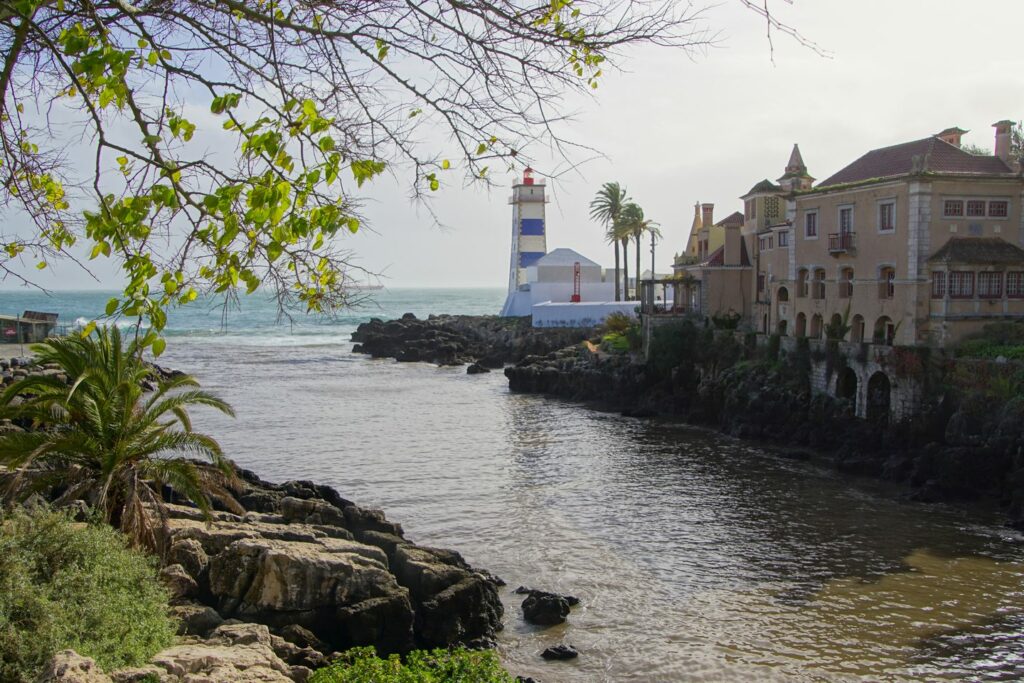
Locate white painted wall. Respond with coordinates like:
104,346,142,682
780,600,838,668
532,301,637,328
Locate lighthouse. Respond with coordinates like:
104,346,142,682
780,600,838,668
500,168,548,316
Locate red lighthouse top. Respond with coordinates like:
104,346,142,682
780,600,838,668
522,167,535,185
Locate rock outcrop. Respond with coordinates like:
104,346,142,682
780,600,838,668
161,468,504,657
351,314,591,366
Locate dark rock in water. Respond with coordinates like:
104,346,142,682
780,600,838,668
479,355,505,369
401,312,418,320
514,586,579,606
620,407,656,418
541,644,579,660
521,591,571,626
516,677,539,683
467,363,490,375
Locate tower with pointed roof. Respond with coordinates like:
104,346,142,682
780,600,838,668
777,144,815,192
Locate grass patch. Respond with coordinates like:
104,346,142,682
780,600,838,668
0,507,176,681
310,647,515,683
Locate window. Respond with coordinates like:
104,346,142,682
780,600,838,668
746,200,757,221
757,273,766,292
966,200,986,217
797,269,809,298
989,200,1009,218
944,200,964,217
979,272,1003,299
759,237,765,251
765,197,780,222
805,211,818,238
879,267,895,299
839,206,854,233
813,268,826,300
839,268,854,298
878,201,895,232
778,231,789,247
949,271,975,299
931,271,946,299
1008,272,1024,298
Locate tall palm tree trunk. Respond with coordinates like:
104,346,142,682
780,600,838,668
621,239,630,300
635,234,642,298
613,240,621,301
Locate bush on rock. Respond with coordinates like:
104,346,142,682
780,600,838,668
0,508,176,681
310,646,515,682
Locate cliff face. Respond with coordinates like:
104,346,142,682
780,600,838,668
504,334,1024,529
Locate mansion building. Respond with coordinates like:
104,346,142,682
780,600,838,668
676,121,1024,347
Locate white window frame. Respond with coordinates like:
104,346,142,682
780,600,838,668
804,210,819,240
778,230,789,247
838,204,854,234
877,199,896,233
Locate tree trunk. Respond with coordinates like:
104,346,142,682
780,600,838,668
635,234,641,297
613,240,620,301
621,239,630,300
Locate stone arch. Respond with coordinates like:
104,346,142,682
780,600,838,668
796,312,807,338
873,316,894,345
777,286,789,302
836,367,858,400
777,318,788,336
851,314,865,343
866,371,891,422
810,313,823,339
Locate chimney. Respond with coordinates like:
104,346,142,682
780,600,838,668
701,203,714,230
723,224,742,266
937,127,967,148
994,120,1014,162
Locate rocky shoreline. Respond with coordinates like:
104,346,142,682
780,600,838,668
350,314,591,367
503,334,1024,529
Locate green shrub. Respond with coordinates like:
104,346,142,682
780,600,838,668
710,310,742,330
600,311,633,335
310,646,515,683
601,332,630,353
954,339,1024,360
0,507,176,681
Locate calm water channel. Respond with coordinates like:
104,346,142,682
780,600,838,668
163,339,1024,682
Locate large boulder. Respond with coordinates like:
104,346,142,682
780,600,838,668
38,651,112,683
207,535,414,653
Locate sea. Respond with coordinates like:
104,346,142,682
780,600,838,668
2,287,1024,682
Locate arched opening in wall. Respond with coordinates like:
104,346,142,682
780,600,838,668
873,316,894,345
810,313,823,339
777,287,790,302
828,313,845,341
777,319,788,336
851,314,865,343
867,371,891,422
836,367,858,400
762,314,768,334
796,312,807,337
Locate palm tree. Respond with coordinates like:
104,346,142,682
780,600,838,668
618,203,660,300
0,326,239,550
589,182,630,301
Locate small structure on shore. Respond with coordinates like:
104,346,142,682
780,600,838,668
0,311,60,344
499,170,635,327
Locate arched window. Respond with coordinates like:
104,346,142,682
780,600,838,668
813,268,826,300
777,319,788,336
796,312,807,338
810,313,823,339
851,314,865,343
777,286,790,302
839,267,854,298
827,313,845,340
797,269,809,298
878,266,896,299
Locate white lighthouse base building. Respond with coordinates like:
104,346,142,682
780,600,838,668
500,247,635,327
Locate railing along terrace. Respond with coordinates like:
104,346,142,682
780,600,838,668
828,232,856,253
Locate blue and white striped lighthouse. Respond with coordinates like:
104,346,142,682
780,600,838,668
500,168,548,316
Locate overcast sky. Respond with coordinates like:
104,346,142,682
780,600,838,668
4,0,1022,291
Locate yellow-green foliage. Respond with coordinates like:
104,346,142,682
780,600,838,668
0,507,176,681
310,647,515,683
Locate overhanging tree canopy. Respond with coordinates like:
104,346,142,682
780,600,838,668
0,0,780,349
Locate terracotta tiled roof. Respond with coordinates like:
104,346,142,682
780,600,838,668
701,239,751,268
714,211,745,228
928,237,1024,265
817,137,1013,188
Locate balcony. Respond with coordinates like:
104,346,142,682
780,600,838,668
828,232,856,255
